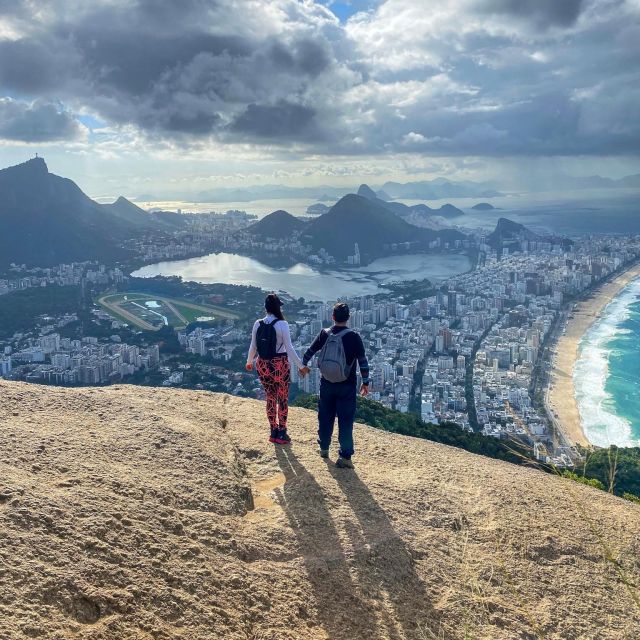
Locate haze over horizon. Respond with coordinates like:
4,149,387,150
0,0,639,198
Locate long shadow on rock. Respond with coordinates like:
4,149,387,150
326,461,439,639
274,446,380,639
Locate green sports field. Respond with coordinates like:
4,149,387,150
98,292,238,331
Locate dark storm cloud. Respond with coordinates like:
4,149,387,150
163,110,222,135
134,0,221,26
0,0,27,15
262,37,331,77
480,0,585,28
0,39,74,93
0,1,340,141
0,99,82,142
72,28,249,97
294,38,332,75
231,100,318,139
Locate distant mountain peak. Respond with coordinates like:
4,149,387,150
357,184,378,201
247,209,305,238
0,158,183,268
4,156,48,176
24,156,48,172
495,217,523,230
303,193,465,261
438,204,464,218
268,209,296,219
341,193,364,205
471,202,496,210
488,217,539,248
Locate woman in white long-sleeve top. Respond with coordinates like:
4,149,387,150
246,293,304,444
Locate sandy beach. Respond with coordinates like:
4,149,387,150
548,262,640,447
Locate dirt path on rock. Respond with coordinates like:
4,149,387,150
1,381,639,640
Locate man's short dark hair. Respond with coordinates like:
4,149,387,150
333,302,350,323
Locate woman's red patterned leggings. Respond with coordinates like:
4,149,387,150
256,355,290,430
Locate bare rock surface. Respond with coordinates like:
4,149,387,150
1,380,639,639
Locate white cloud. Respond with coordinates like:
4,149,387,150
401,132,427,145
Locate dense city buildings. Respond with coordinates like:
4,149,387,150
2,216,640,468
0,262,126,295
229,232,640,466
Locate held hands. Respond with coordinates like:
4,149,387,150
360,384,369,397
299,366,311,378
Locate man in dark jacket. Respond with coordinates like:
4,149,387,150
300,302,369,468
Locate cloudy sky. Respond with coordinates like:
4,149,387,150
0,0,639,197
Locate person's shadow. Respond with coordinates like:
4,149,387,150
274,446,438,639
325,459,439,638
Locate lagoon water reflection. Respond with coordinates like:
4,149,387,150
131,252,472,301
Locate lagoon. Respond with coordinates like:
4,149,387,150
131,252,472,301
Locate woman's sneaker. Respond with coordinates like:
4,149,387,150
269,427,278,443
336,456,354,469
274,428,291,445
319,448,329,458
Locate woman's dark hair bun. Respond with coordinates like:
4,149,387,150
265,293,285,320
265,293,282,307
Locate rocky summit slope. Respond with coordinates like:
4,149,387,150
1,381,639,640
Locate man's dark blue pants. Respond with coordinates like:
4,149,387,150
317,378,356,459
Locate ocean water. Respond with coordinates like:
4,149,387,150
136,190,640,234
574,277,640,447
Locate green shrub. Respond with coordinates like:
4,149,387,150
580,446,640,497
0,285,81,338
561,470,606,491
293,393,533,466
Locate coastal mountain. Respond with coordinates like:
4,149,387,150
3,380,639,639
401,202,465,219
356,183,378,200
142,172,640,207
102,196,154,226
303,194,464,260
437,203,465,218
487,218,575,254
489,217,539,240
0,158,180,268
381,178,502,200
306,203,330,215
126,178,512,206
471,202,497,210
187,179,503,205
356,183,465,219
487,217,539,249
557,172,640,190
247,209,306,238
103,196,184,229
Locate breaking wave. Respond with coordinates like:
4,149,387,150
574,277,640,447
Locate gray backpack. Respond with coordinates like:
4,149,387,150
317,328,353,383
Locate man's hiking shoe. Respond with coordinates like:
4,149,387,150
319,448,329,458
269,427,278,443
336,456,354,469
274,428,291,445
